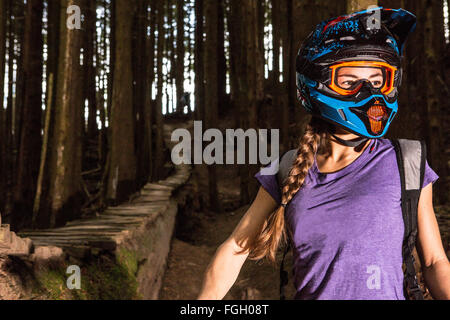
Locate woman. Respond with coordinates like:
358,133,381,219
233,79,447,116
197,7,450,300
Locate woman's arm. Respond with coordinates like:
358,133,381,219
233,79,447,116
196,186,278,300
416,183,450,300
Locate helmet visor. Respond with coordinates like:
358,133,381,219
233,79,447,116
328,61,397,96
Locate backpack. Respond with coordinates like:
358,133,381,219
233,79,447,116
277,138,426,300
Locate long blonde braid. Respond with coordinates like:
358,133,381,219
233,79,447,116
237,117,330,263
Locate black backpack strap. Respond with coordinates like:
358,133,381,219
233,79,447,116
276,149,297,300
392,138,426,300
276,149,298,187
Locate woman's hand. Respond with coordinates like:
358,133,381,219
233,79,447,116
416,183,450,300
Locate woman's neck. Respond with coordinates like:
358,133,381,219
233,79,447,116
316,128,372,173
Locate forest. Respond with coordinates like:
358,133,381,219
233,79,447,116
0,0,448,300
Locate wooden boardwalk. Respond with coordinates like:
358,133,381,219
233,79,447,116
0,121,193,299
18,165,190,252
17,121,192,256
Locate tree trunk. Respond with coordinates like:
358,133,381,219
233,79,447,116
204,0,222,211
4,0,15,222
423,0,447,204
167,0,175,114
13,1,25,172
217,0,227,117
106,0,137,204
229,0,264,205
257,0,265,79
133,0,149,188
44,0,84,228
176,0,185,115
0,0,7,213
83,0,98,142
145,0,156,182
12,0,43,229
34,1,62,226
194,0,205,122
278,0,291,151
97,0,108,168
153,0,165,181
107,0,115,121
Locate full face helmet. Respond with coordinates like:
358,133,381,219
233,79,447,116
296,7,416,145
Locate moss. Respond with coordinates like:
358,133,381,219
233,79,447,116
32,249,142,300
34,265,73,300
117,248,138,276
80,252,140,300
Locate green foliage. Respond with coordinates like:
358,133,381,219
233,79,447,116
34,267,69,300
33,249,141,300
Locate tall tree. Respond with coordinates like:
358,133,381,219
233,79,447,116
217,0,227,117
0,0,6,214
107,0,115,121
4,0,15,221
175,0,185,115
12,0,43,229
422,0,447,204
278,0,291,151
166,0,175,114
133,0,149,187
194,0,205,122
106,0,137,203
97,0,109,168
229,0,264,204
145,0,157,182
34,0,61,227
153,0,165,181
204,0,222,210
42,0,84,228
12,0,25,168
82,0,98,143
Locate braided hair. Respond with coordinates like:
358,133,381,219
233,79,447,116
237,116,331,263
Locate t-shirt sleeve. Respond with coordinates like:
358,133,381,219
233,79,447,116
422,160,439,189
254,158,282,205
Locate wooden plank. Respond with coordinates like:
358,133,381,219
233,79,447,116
143,183,174,191
31,239,116,250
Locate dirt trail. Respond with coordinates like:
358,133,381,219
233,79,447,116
159,202,296,300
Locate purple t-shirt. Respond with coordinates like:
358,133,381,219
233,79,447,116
254,138,439,300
